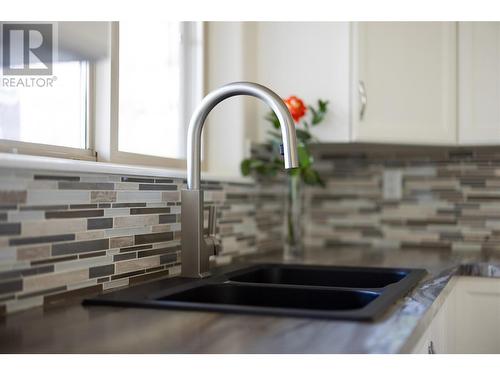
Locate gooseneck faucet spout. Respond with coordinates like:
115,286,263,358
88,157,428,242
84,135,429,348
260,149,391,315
181,82,299,278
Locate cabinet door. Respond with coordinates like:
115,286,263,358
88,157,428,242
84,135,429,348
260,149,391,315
458,22,500,144
411,278,458,354
455,277,500,353
352,22,457,144
256,22,351,143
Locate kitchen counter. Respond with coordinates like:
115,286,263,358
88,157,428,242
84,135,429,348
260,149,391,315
1,247,500,353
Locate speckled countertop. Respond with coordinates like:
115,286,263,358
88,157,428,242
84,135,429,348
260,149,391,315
1,247,500,353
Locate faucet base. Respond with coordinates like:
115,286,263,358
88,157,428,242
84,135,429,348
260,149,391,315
180,189,210,278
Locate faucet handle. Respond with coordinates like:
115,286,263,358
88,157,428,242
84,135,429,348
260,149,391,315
205,205,222,256
208,205,217,237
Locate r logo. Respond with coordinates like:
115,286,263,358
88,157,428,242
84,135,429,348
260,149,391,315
2,23,53,75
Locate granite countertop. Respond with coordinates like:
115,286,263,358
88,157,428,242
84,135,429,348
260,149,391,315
1,247,500,353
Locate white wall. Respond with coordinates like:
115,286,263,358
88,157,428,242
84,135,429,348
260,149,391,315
205,22,257,177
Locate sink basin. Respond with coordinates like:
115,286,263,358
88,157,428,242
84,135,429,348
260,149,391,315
157,284,379,319
227,264,407,288
84,263,426,321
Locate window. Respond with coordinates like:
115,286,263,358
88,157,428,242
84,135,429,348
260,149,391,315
114,21,204,166
0,22,96,159
0,21,204,169
0,60,88,149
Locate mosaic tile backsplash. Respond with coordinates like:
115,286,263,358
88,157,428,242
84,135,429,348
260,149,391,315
0,168,284,315
305,145,500,253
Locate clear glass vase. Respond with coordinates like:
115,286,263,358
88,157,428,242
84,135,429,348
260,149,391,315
284,172,304,260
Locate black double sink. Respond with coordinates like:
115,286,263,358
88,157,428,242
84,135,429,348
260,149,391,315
84,264,426,321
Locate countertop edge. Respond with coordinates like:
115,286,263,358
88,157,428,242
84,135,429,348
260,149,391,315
397,274,459,353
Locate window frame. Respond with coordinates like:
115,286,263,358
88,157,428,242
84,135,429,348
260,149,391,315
0,139,96,161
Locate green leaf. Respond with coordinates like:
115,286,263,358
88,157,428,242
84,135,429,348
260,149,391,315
241,159,252,176
265,111,281,130
298,145,312,168
310,99,329,126
272,156,285,168
318,99,329,113
295,128,312,143
301,167,316,185
255,163,267,175
308,105,318,123
240,158,270,177
302,167,317,185
301,166,325,186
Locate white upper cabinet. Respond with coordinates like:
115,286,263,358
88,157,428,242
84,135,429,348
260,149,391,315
250,22,500,147
255,22,351,143
351,22,457,145
458,22,500,144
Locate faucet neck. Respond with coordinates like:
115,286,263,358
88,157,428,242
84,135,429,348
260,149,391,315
186,82,299,190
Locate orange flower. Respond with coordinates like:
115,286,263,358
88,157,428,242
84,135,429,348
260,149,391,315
284,96,307,123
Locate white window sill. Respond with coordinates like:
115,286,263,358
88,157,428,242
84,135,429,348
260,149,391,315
0,152,253,185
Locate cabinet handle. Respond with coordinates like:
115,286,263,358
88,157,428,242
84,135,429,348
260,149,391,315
428,341,436,354
358,80,367,121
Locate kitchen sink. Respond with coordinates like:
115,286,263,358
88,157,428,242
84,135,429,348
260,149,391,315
227,264,408,288
84,263,426,321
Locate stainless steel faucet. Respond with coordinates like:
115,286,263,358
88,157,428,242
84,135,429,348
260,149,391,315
181,82,300,278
